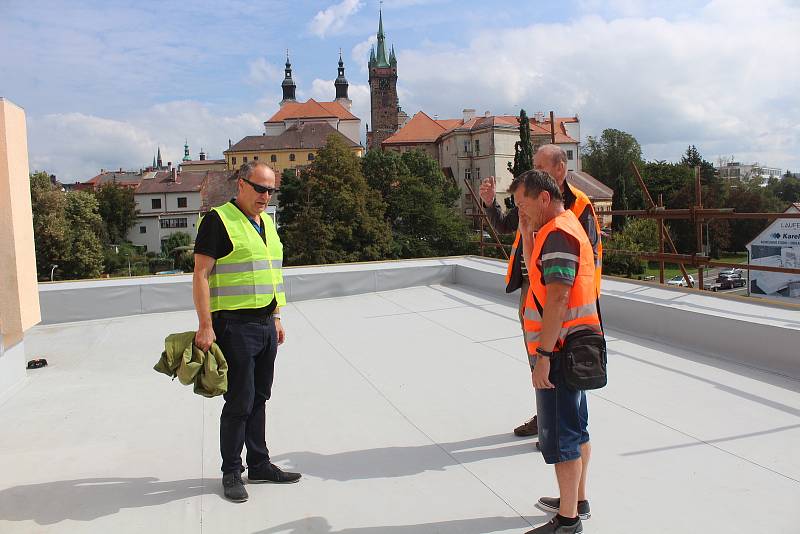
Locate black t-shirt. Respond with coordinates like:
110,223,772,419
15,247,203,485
195,199,277,316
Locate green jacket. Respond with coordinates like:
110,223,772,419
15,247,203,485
154,331,228,398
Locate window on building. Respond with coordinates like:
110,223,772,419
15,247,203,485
475,140,480,154
139,226,147,234
231,157,237,165
177,197,187,208
567,150,574,160
308,153,315,161
475,167,481,181
289,153,296,162
464,140,470,154
151,198,161,209
253,155,258,161
160,218,188,229
243,156,248,163
270,154,277,163
465,168,471,181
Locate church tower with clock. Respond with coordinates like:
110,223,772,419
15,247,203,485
366,9,403,150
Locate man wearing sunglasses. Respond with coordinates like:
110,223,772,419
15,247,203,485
193,161,300,503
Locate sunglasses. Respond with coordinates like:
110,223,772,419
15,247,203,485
241,177,278,195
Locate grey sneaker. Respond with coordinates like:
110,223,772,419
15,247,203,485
537,497,590,519
525,515,583,533
222,471,248,502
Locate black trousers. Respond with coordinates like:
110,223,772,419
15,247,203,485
213,316,278,474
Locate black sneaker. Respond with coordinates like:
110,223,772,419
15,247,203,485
222,471,248,502
248,462,302,484
537,497,591,519
514,415,538,437
525,515,583,533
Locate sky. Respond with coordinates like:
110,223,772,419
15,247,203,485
1,0,798,182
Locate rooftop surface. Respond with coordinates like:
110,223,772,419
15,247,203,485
2,279,798,533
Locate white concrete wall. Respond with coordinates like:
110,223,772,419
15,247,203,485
337,120,361,144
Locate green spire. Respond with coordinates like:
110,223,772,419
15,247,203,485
183,139,190,161
375,8,390,68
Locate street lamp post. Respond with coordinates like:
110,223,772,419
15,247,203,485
50,264,58,282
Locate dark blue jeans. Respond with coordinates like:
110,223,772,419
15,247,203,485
213,316,278,474
535,355,590,465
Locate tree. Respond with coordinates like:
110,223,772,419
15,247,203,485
278,134,393,265
161,231,194,272
581,128,644,229
94,182,138,244
61,191,105,279
30,171,70,278
363,149,470,258
507,109,534,178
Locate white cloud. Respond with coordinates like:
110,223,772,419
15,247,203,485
352,35,378,73
396,1,800,170
27,102,266,182
247,58,284,85
309,0,364,38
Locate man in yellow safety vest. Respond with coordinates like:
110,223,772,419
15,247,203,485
193,161,300,502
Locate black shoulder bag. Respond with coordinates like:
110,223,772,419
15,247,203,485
530,292,607,391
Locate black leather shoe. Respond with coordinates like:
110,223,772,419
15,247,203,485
222,472,248,502
514,415,538,437
248,462,301,484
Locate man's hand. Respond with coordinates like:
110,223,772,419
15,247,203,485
275,318,285,345
532,357,555,389
479,176,496,206
519,210,531,236
195,324,216,352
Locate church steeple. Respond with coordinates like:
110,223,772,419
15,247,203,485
280,50,297,106
334,49,351,109
375,8,390,68
156,147,163,169
183,139,190,162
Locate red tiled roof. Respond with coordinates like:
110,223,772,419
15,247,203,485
227,123,361,152
266,99,358,123
568,171,613,201
383,112,447,144
135,171,207,194
387,112,579,144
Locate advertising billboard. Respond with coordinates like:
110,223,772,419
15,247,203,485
746,205,800,301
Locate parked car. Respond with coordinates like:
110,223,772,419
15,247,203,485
667,274,695,287
718,268,744,278
716,272,746,289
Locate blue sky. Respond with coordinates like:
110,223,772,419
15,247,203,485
1,0,798,181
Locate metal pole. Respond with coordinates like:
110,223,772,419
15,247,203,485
695,166,703,290
658,195,664,284
50,264,58,282
549,111,556,144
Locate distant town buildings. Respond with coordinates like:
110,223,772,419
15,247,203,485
382,108,610,219
224,51,364,174
716,161,782,181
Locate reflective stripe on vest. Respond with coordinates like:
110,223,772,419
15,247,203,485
567,183,603,295
208,202,286,312
522,210,600,360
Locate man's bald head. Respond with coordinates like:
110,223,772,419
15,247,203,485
533,144,568,186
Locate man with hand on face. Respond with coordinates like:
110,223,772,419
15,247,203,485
193,161,300,503
511,170,600,534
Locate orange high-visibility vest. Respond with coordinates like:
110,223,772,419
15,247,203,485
523,210,600,363
567,183,603,295
504,229,523,292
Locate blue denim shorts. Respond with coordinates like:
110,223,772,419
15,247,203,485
535,357,590,464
